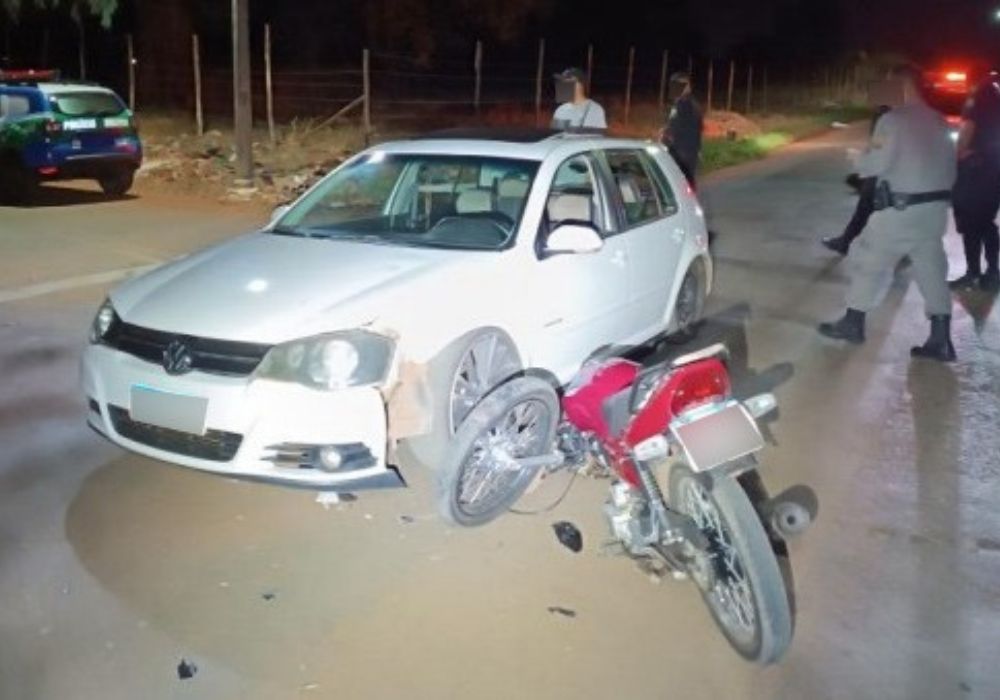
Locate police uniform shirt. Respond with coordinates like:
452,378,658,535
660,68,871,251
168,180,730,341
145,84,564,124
963,78,1000,163
666,95,704,169
858,101,956,194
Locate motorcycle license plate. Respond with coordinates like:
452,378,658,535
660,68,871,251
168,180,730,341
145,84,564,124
670,402,764,473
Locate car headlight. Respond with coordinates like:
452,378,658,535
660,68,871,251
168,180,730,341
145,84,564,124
89,299,119,343
254,330,395,390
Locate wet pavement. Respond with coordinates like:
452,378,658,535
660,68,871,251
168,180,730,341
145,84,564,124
1,129,998,699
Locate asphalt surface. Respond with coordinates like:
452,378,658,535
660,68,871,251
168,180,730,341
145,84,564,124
1,127,998,700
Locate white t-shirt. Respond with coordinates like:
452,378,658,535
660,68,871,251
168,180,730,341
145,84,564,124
552,100,607,129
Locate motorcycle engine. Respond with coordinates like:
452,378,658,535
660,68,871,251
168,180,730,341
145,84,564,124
603,481,654,555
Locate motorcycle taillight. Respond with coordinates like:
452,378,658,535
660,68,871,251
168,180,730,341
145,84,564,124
669,359,731,417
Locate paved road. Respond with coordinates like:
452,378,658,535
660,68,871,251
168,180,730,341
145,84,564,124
1,135,998,700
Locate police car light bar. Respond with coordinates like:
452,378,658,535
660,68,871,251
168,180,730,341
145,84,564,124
944,71,967,83
0,68,61,82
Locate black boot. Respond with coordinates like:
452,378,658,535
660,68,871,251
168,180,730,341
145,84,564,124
979,269,1000,292
821,236,850,256
949,272,980,290
911,315,956,362
818,309,865,344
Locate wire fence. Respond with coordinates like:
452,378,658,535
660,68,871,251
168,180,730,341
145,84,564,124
41,27,879,134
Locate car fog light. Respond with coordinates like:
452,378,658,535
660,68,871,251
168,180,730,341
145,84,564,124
318,446,343,471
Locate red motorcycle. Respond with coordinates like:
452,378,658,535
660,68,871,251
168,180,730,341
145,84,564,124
435,343,811,664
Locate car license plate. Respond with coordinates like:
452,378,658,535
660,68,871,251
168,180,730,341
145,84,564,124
130,384,208,435
670,402,764,473
64,118,97,131
103,117,129,128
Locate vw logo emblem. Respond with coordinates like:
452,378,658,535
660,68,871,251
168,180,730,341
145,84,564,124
162,339,193,375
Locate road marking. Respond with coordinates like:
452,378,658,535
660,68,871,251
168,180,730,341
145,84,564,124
0,264,158,304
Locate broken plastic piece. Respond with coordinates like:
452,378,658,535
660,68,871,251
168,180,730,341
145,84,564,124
547,606,577,618
177,659,198,679
552,521,583,553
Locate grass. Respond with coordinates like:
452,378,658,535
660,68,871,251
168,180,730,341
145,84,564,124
701,104,871,174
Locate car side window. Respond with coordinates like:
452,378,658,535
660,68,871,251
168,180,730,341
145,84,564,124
640,151,679,217
602,149,664,227
0,94,31,120
544,154,608,235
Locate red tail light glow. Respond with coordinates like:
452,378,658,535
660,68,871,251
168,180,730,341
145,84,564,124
669,359,731,416
945,71,967,83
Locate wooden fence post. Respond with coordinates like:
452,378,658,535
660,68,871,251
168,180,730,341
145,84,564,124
534,38,545,126
763,67,769,114
624,46,635,125
126,33,135,110
76,19,86,80
474,40,483,114
586,44,593,95
706,60,714,112
192,34,203,135
658,49,668,112
745,64,753,114
265,23,275,144
726,59,735,112
363,48,371,138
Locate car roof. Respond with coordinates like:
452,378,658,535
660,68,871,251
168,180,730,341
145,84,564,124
375,129,659,161
35,83,120,97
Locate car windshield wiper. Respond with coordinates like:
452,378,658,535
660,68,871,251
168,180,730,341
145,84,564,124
269,224,306,237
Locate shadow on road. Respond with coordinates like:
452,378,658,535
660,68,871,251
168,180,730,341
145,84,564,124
1,186,138,209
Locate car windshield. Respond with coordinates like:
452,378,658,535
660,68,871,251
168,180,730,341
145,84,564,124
50,91,125,117
274,153,539,250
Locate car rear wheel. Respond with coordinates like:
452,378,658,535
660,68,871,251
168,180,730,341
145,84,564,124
98,169,135,197
669,266,704,343
0,159,38,204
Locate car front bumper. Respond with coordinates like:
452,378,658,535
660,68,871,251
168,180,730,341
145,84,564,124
81,344,402,491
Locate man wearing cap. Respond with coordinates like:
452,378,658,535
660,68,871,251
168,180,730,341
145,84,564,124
661,71,704,187
818,65,958,362
551,68,607,131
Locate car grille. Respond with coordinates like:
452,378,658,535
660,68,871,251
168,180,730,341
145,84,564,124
103,320,272,376
108,405,243,462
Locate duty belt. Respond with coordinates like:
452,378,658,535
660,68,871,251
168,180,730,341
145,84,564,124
873,180,951,212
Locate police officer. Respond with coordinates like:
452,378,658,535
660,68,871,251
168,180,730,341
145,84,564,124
818,65,958,362
948,71,1000,291
660,71,703,187
821,104,891,255
551,68,607,131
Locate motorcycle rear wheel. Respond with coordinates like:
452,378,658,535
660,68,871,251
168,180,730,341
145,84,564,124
435,376,559,527
668,463,792,664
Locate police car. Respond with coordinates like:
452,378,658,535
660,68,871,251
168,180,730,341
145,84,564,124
0,69,142,201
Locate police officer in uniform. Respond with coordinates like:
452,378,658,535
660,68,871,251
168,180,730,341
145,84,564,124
818,65,958,362
948,71,1000,291
660,71,704,187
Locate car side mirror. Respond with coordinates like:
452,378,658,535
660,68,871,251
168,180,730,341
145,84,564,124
545,224,604,255
270,203,291,223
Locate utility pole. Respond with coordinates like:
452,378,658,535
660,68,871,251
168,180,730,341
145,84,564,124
231,0,253,184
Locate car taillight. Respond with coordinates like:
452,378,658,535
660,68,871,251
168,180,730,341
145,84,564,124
945,71,967,83
669,359,731,416
44,120,62,135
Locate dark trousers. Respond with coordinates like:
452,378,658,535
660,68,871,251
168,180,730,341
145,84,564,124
953,157,1000,275
842,176,876,244
668,146,697,188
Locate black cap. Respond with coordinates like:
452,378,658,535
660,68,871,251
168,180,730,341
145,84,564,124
554,67,586,83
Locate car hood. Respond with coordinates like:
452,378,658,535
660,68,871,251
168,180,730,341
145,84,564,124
111,232,474,344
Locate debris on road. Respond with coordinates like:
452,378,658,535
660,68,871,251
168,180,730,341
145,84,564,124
552,521,583,553
397,514,415,525
547,606,577,618
177,659,198,680
261,590,277,602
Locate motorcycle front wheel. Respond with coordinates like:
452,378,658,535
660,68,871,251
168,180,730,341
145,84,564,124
435,376,559,527
668,463,792,664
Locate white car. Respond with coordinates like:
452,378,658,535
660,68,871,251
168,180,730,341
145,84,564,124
81,128,712,491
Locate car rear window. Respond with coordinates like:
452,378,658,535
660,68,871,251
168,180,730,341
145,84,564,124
50,91,125,117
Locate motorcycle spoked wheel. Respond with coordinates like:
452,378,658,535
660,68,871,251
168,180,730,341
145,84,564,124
668,462,792,664
435,376,560,527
